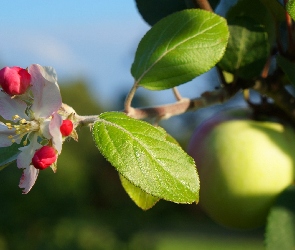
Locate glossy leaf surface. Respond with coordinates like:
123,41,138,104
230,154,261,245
131,9,228,90
92,112,199,203
219,17,269,79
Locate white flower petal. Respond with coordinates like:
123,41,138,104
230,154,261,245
0,91,28,120
0,122,14,147
40,119,51,139
49,113,63,153
17,134,42,170
19,165,39,194
28,64,62,118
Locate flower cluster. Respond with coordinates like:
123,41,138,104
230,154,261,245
0,64,77,194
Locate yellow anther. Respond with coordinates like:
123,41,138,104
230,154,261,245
11,139,15,143
23,140,27,146
8,135,13,139
20,119,27,124
12,115,20,120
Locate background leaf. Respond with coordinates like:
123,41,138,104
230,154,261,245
226,0,276,46
218,17,269,79
92,112,199,204
135,0,220,26
277,55,295,85
131,9,229,90
0,143,20,169
265,185,295,250
119,174,160,210
135,0,193,26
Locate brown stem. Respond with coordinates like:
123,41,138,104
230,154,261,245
124,82,138,113
126,84,239,120
193,0,213,12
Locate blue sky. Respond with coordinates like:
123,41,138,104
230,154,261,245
0,1,151,104
0,1,221,107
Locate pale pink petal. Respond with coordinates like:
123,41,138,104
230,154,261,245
40,119,51,139
17,134,42,170
0,122,14,147
49,113,63,153
19,165,39,194
28,64,62,118
0,91,28,120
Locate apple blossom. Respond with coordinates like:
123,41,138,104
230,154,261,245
32,146,58,170
0,66,31,96
60,119,74,136
0,64,76,194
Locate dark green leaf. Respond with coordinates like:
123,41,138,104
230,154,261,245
119,174,160,210
131,9,229,90
260,0,285,22
219,17,269,79
92,112,199,203
265,185,295,250
277,55,295,85
135,0,192,26
0,143,20,169
135,0,220,26
226,0,276,46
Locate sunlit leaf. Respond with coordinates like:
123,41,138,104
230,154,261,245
287,0,295,21
131,9,228,90
119,174,160,210
219,17,269,79
265,185,295,250
92,112,199,203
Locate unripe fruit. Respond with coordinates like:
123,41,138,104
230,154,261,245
0,66,31,96
32,146,57,170
188,109,295,229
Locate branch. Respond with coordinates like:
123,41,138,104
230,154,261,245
252,77,295,123
126,84,239,120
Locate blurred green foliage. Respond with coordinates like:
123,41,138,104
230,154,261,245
0,80,264,249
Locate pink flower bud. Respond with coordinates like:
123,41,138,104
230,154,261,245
60,119,73,136
0,66,31,96
32,146,57,170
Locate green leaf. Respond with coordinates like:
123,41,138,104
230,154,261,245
0,143,20,169
265,185,295,250
260,0,285,22
135,0,192,26
119,174,160,210
131,9,229,90
218,17,269,79
277,55,295,85
226,0,276,46
135,0,220,26
92,112,199,203
287,0,295,21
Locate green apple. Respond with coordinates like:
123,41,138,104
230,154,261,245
188,108,295,229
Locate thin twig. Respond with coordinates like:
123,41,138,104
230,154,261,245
124,82,138,113
172,87,183,101
127,85,239,120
